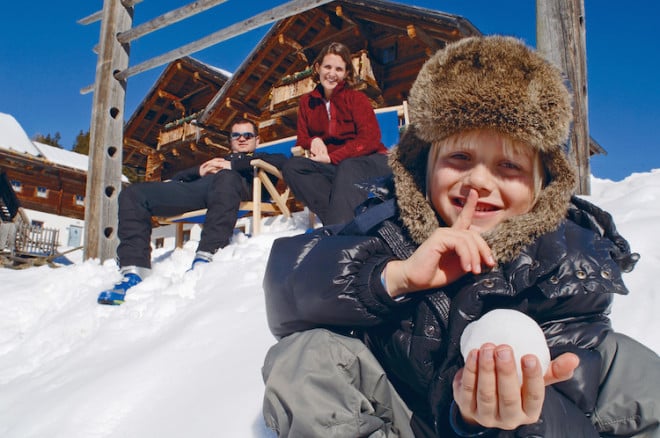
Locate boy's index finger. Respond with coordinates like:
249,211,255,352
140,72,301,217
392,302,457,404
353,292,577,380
453,189,478,230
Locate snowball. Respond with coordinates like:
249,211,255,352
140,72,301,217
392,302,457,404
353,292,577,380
460,309,550,384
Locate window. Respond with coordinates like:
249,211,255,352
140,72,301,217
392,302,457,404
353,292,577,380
36,187,48,198
74,194,85,206
375,44,397,65
155,237,164,249
31,220,44,229
182,230,191,243
11,180,21,192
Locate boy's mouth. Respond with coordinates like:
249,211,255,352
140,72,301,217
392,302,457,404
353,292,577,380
453,197,499,212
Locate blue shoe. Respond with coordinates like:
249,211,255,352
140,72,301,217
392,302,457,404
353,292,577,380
188,257,210,271
187,251,213,272
97,272,142,305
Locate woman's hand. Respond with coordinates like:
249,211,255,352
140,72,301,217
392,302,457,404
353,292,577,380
452,344,580,430
309,138,331,163
384,189,495,298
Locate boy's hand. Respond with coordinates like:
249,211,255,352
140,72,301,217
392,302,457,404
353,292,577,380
384,189,495,297
452,344,579,430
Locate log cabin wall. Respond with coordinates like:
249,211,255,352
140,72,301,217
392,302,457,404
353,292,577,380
0,151,87,220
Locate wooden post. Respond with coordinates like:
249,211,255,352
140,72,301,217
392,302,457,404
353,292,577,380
84,0,133,261
536,0,590,195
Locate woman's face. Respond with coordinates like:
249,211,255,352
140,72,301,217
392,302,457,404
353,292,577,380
315,53,347,98
429,130,537,233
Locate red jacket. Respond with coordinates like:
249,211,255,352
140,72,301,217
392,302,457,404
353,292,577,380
296,82,387,164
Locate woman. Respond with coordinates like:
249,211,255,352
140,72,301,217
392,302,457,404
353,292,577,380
282,42,391,226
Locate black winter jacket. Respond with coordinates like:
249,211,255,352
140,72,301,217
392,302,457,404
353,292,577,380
264,193,638,437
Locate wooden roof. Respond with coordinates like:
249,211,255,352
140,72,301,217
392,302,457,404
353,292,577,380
198,0,480,142
122,0,480,180
122,56,230,175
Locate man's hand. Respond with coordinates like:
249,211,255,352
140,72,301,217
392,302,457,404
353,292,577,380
199,158,231,176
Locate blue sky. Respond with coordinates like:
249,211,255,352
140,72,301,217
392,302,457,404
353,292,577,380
1,0,658,181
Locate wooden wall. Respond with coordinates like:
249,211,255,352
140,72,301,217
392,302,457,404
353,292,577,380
0,152,87,220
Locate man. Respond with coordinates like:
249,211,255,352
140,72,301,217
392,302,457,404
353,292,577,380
98,118,286,305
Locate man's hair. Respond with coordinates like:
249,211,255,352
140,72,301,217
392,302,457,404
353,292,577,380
230,118,258,135
312,42,356,86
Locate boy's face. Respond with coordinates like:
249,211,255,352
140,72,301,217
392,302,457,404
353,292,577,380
429,131,536,233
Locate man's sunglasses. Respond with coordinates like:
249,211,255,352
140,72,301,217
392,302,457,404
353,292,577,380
230,132,256,140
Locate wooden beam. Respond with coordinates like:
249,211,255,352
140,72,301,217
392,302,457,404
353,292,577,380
537,0,590,195
116,0,230,44
84,0,133,262
77,11,103,26
278,34,305,61
77,0,143,25
406,24,441,52
157,89,186,112
114,0,335,81
224,97,258,115
202,137,231,154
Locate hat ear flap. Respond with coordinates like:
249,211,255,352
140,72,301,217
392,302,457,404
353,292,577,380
390,125,440,244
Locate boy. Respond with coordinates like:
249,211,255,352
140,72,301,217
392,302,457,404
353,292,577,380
261,36,658,437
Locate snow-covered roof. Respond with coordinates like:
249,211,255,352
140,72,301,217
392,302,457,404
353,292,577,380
32,141,89,173
1,112,128,182
0,112,41,155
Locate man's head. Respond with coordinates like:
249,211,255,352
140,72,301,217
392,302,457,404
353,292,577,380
229,118,259,153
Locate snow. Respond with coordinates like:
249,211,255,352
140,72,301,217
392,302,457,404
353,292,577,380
0,113,41,156
0,172,659,438
460,309,551,384
32,141,90,174
1,113,128,182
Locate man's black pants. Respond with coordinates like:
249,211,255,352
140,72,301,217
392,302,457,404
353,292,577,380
117,170,250,269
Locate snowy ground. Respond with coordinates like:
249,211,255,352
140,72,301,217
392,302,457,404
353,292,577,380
0,172,658,438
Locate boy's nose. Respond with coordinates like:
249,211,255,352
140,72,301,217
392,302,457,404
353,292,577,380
464,165,494,193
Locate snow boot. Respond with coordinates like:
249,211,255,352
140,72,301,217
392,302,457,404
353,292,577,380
187,250,213,272
97,272,142,305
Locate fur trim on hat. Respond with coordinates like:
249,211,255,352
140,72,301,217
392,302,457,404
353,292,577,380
391,36,577,263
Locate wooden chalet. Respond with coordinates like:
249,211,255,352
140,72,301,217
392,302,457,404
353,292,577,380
123,56,230,181
122,0,481,180
0,147,88,221
121,0,606,183
198,0,480,143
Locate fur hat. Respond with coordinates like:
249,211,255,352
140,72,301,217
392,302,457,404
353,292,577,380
389,36,577,262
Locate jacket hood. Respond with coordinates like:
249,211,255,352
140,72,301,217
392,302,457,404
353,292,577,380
389,36,577,263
